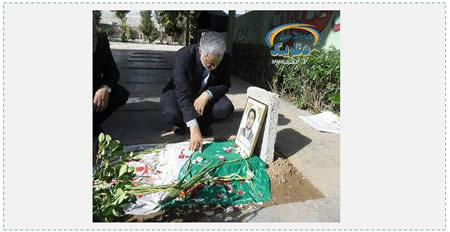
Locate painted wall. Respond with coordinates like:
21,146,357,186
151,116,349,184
233,11,340,49
231,11,340,88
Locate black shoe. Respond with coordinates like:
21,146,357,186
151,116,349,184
173,123,186,135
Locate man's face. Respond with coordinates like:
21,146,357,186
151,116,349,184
246,111,255,129
199,48,221,71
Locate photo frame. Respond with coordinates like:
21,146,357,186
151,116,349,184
235,97,268,158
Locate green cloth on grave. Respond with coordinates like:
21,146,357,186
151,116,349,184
162,141,271,208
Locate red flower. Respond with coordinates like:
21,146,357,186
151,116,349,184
179,153,185,159
179,191,186,198
135,166,150,174
240,181,245,185
217,194,221,199
237,190,243,195
136,194,142,198
225,149,231,153
333,24,340,31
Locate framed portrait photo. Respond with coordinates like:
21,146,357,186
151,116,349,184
235,97,268,158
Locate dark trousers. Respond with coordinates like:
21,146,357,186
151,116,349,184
93,85,129,137
160,89,234,128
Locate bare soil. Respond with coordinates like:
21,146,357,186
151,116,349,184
264,157,323,206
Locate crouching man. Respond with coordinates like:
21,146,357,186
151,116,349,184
93,19,129,164
161,32,234,152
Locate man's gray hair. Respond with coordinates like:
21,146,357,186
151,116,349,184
199,31,226,60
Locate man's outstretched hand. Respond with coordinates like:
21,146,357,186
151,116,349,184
189,125,203,152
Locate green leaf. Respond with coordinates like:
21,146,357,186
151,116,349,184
132,153,145,160
110,140,122,153
106,135,112,144
116,188,124,197
117,192,127,204
104,206,114,216
98,133,105,143
112,208,120,217
118,164,127,178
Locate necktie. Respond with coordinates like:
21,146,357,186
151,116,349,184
201,68,210,90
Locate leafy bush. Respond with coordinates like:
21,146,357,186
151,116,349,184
120,30,128,42
93,134,138,222
271,46,340,113
149,30,159,43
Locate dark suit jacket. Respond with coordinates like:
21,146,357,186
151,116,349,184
162,43,232,123
93,32,120,93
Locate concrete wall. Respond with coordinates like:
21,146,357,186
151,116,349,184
231,11,340,88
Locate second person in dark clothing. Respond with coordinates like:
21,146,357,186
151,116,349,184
93,26,129,138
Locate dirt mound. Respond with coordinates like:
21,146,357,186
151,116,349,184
264,157,323,206
267,157,301,185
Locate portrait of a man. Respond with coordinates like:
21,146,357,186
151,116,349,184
235,98,267,157
240,108,256,143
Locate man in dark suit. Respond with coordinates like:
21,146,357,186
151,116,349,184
161,32,234,152
93,22,129,139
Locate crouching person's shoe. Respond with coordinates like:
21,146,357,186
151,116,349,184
173,123,187,135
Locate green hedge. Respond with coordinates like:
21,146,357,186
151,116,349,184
271,46,340,113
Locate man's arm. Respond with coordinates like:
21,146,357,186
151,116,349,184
100,33,120,89
173,52,197,123
173,52,203,152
